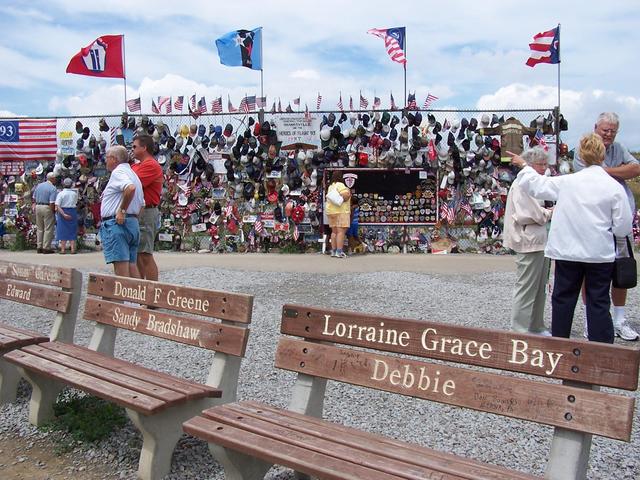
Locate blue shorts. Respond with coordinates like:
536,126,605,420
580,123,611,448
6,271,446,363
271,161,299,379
100,217,140,264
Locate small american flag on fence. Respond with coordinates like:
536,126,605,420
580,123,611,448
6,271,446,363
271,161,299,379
373,96,381,109
316,93,322,110
174,96,184,112
126,97,141,112
240,95,256,113
228,96,237,113
423,93,439,109
151,99,160,114
211,97,223,113
359,93,369,109
0,119,57,162
390,92,397,110
337,93,343,111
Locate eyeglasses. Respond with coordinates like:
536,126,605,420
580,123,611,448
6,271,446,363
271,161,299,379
132,145,141,149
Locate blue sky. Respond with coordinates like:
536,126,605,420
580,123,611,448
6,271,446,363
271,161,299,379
1,1,640,149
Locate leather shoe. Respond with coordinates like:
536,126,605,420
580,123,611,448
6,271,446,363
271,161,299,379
42,249,55,254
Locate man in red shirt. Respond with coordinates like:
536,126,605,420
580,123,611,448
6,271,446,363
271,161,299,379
131,134,163,280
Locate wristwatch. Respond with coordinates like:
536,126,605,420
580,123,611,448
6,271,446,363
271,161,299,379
119,208,126,214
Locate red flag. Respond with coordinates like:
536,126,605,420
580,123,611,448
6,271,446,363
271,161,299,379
66,35,125,78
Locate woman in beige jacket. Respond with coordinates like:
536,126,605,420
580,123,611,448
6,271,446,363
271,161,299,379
503,147,553,334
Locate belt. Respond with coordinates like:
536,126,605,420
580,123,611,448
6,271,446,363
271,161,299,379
102,214,138,222
144,205,159,209
36,203,50,205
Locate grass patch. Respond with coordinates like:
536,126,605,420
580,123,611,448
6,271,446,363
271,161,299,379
42,392,127,444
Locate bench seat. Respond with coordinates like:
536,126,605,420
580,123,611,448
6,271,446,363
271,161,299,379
5,342,221,414
0,324,49,352
184,401,540,480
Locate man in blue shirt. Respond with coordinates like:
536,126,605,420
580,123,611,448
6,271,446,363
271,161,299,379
31,172,58,254
574,112,640,341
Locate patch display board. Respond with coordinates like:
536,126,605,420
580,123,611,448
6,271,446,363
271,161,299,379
327,168,438,225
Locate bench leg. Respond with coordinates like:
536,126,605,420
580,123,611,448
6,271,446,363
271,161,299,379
0,358,21,404
208,443,271,480
206,351,242,405
17,368,64,425
545,428,592,480
127,400,208,480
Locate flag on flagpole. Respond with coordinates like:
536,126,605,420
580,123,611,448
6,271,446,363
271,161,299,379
211,97,223,113
126,97,141,112
526,26,560,67
174,96,184,112
256,96,267,109
349,96,353,110
316,93,322,110
407,92,417,110
390,92,397,110
198,96,207,114
373,96,381,109
277,99,282,113
66,34,126,78
366,27,407,65
157,96,171,113
0,119,57,162
359,93,369,109
534,129,549,151
304,104,311,121
227,96,237,113
190,95,196,111
286,104,293,113
337,93,343,111
293,97,300,106
293,224,300,242
240,95,256,113
269,101,276,113
165,97,172,113
423,93,439,109
215,27,263,70
151,99,159,114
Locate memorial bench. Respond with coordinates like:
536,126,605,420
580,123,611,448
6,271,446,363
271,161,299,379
4,273,253,480
184,304,640,480
0,260,82,404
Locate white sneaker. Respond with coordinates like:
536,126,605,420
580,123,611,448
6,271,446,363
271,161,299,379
538,329,552,337
583,317,588,339
614,321,639,341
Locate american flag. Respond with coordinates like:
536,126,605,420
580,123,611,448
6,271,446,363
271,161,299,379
304,104,311,121
190,95,197,112
126,97,141,112
158,96,171,113
211,96,223,113
360,93,368,109
407,93,417,110
526,26,560,67
151,99,160,114
0,119,57,162
165,97,172,114
492,202,503,221
535,129,548,151
423,93,439,109
349,96,353,110
228,96,238,113
255,217,264,234
316,93,322,110
390,92,397,110
277,99,282,113
256,96,267,109
286,104,293,113
293,97,300,106
269,102,276,113
174,96,184,112
440,202,455,224
460,200,473,217
198,96,207,114
239,95,256,113
292,224,299,241
337,93,343,111
224,203,233,218
373,96,381,109
367,27,407,65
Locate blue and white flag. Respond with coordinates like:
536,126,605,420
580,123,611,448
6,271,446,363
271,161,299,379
215,27,263,70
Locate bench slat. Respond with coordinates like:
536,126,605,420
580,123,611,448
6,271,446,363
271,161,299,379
276,338,635,441
40,342,220,399
0,324,48,350
0,261,74,288
83,298,249,356
4,349,167,414
281,304,640,390
234,401,540,480
87,274,253,323
0,279,71,313
20,343,186,404
183,415,410,480
203,402,538,480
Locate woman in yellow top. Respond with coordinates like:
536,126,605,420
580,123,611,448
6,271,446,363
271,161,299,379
325,171,352,258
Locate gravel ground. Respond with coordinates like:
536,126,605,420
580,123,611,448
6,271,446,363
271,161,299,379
1,265,639,479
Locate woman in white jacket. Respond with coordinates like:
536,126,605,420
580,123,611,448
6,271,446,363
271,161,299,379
509,133,632,343
503,147,553,334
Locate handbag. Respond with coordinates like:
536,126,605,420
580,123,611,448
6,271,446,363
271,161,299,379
326,187,344,207
612,236,637,289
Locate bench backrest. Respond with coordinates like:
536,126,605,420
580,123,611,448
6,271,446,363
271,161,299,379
0,261,82,343
85,273,253,403
277,304,639,442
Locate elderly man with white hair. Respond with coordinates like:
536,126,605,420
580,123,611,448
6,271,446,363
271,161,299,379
574,112,640,341
31,171,58,254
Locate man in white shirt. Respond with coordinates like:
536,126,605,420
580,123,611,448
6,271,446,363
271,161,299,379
101,146,144,277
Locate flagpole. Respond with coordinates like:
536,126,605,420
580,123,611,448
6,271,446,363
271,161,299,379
403,30,407,109
122,35,128,112
557,23,561,113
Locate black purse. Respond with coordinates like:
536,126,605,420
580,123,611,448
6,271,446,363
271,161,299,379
612,236,637,289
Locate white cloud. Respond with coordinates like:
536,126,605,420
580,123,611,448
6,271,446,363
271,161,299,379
290,70,319,80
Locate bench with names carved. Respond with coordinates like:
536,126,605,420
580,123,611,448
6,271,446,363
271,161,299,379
4,273,253,480
0,260,82,404
184,304,640,480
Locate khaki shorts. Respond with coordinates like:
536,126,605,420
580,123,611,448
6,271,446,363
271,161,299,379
328,212,350,229
138,207,159,254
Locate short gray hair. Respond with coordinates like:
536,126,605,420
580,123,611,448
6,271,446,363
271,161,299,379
46,172,56,181
106,145,129,164
596,112,619,127
63,177,73,188
521,147,548,165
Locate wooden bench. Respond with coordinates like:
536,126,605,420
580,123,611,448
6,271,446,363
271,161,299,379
0,260,82,404
184,304,640,480
5,273,253,480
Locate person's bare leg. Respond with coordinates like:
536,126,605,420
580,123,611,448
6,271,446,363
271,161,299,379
112,261,130,277
137,253,158,280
